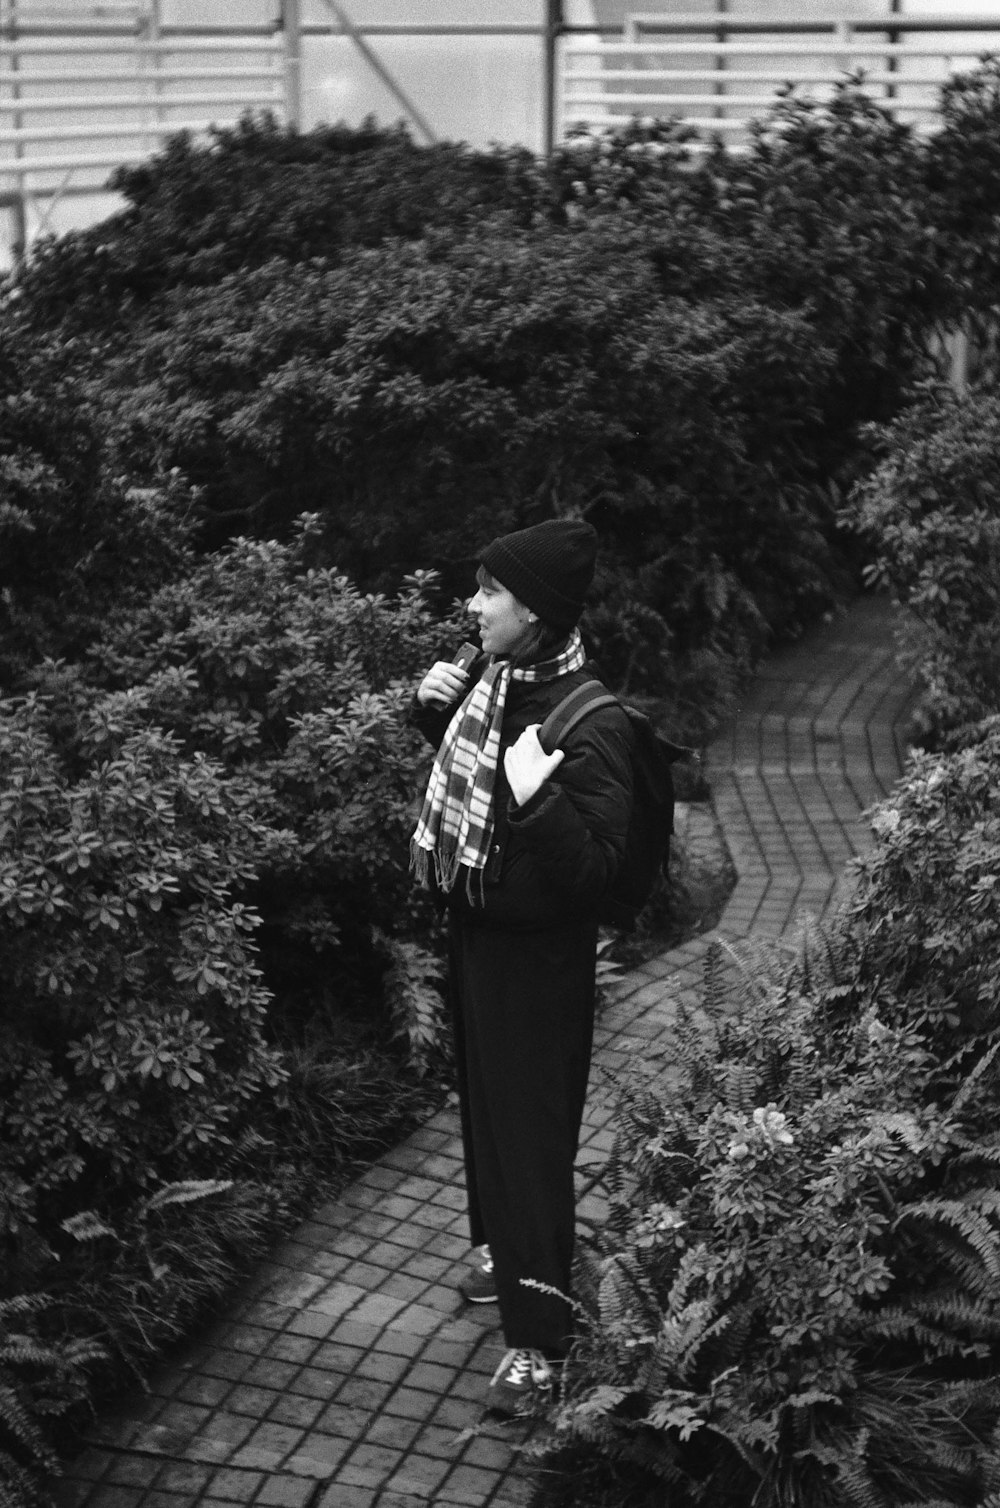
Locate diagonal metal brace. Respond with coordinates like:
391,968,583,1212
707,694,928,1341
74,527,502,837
318,0,437,145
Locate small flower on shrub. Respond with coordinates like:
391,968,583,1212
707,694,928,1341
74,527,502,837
633,1202,686,1248
870,806,901,836
752,1105,794,1149
725,1105,794,1161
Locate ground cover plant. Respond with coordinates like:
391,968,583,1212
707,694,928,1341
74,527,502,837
532,875,1000,1505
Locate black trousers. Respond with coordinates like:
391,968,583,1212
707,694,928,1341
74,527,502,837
447,913,598,1357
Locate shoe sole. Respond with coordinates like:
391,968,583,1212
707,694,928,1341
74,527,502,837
462,1291,498,1304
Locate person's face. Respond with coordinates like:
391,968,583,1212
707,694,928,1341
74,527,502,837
468,571,536,659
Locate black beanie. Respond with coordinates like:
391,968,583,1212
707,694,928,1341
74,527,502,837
479,518,598,633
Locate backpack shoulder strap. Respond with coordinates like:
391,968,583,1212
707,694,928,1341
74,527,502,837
538,679,620,756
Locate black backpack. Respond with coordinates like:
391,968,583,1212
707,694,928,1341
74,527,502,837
538,680,691,930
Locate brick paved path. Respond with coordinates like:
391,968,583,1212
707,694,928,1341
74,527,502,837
53,592,915,1508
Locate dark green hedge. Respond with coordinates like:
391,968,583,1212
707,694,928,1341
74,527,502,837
9,73,1000,732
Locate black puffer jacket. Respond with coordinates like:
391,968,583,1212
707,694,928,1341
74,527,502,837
412,660,634,931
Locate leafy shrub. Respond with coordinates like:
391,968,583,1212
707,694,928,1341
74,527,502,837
848,387,1000,742
0,687,286,1263
925,55,1000,375
0,353,193,681
552,80,951,440
842,715,1000,1075
29,218,845,720
31,516,456,1014
537,927,1000,1508
0,528,456,1496
12,114,540,329
538,719,1000,1504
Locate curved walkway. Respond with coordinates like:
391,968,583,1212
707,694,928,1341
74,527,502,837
54,592,915,1508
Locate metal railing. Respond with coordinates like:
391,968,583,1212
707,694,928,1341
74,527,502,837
4,5,1000,260
0,2,286,254
560,10,1000,145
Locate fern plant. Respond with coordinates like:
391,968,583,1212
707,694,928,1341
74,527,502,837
58,1178,281,1385
0,1292,103,1508
536,924,1000,1508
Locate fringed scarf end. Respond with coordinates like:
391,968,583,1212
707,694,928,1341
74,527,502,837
410,837,465,896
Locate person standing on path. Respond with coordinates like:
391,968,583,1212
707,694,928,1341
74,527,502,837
410,519,633,1412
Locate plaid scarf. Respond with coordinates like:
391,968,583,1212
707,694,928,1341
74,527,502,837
410,629,586,899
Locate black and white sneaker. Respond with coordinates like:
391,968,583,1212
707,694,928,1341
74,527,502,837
487,1347,553,1415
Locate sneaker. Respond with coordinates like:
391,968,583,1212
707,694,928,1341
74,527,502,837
459,1245,498,1305
487,1347,553,1415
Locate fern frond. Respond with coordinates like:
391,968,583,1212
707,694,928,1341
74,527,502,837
61,1210,117,1243
981,1415,1000,1493
702,1416,772,1474
0,1336,66,1369
0,1452,54,1508
0,1384,49,1462
857,1304,975,1360
950,1039,1000,1115
0,1297,47,1323
833,1434,888,1508
897,1198,1000,1279
722,1061,760,1113
910,1292,1000,1341
907,1235,1000,1302
921,1437,978,1478
644,1387,706,1440
143,1178,234,1213
568,1384,631,1419
597,1251,660,1338
949,1142,1000,1173
894,1500,975,1508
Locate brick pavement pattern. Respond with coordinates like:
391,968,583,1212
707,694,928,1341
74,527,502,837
53,593,915,1508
